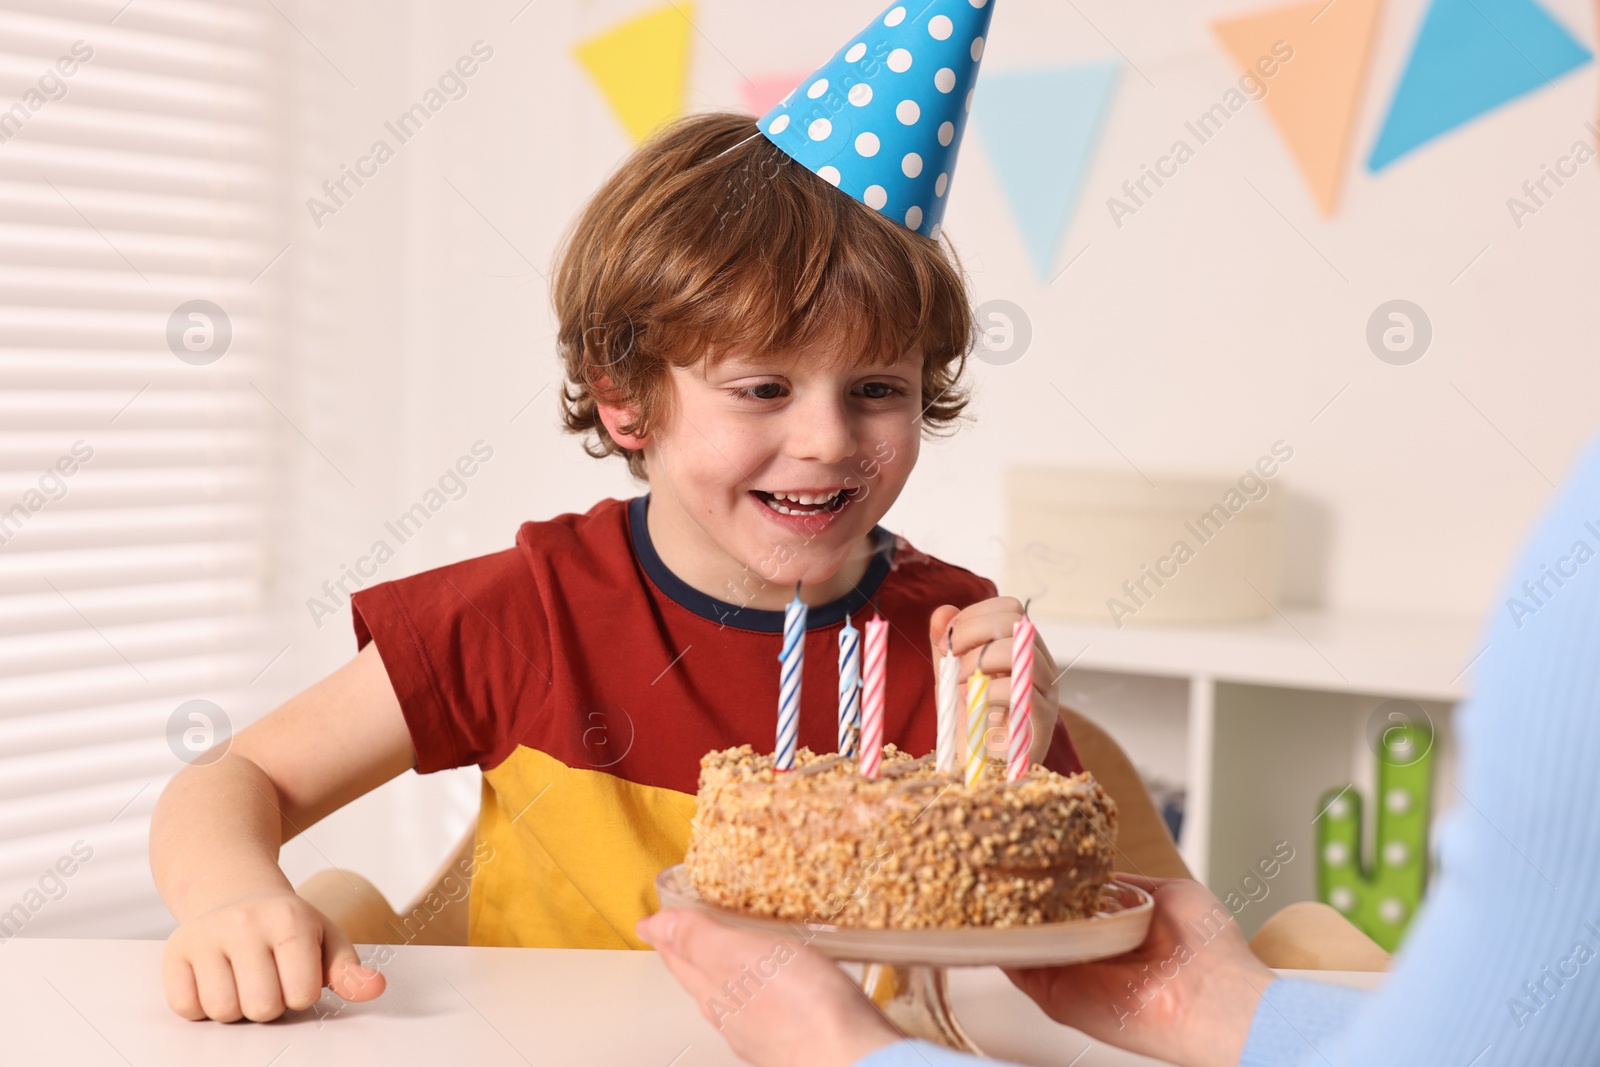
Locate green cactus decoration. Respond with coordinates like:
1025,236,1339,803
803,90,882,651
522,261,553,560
1314,721,1434,952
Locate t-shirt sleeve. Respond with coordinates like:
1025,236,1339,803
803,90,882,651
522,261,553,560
350,545,552,774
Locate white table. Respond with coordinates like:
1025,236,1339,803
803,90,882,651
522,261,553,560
0,938,1382,1065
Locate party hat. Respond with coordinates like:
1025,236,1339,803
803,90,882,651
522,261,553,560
758,0,997,240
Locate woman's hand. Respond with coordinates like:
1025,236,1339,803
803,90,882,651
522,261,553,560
162,890,385,1022
1005,875,1275,1067
638,909,900,1067
929,597,1058,765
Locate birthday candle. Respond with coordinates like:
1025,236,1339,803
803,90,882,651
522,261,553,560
775,583,805,772
838,613,861,758
935,628,960,774
964,649,990,788
860,615,888,777
1008,614,1036,782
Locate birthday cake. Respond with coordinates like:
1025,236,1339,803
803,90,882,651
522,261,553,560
683,744,1119,929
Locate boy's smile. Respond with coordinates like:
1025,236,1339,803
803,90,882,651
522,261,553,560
601,343,926,613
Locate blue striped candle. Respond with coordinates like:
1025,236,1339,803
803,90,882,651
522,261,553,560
838,612,861,758
775,582,805,771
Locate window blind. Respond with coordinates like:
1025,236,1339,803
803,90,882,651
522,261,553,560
0,0,282,939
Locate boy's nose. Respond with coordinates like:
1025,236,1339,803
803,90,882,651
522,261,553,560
786,396,857,466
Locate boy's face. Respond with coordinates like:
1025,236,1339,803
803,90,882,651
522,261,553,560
637,342,925,605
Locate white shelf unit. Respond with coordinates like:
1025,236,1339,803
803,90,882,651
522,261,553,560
1037,611,1483,936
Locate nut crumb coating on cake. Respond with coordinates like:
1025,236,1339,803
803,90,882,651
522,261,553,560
684,744,1119,929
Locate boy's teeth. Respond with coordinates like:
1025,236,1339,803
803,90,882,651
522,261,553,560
772,490,839,505
760,488,846,515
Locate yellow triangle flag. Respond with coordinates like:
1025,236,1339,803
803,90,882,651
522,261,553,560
575,4,695,144
1213,0,1382,215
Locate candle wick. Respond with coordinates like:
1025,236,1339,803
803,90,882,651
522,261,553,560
1021,596,1032,617
976,638,994,674
945,624,954,655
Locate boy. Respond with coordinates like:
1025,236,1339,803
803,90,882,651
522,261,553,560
151,0,1085,1023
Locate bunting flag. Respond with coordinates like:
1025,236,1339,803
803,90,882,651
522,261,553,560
574,3,695,144
1368,0,1593,171
738,72,811,119
1212,0,1382,215
972,62,1120,282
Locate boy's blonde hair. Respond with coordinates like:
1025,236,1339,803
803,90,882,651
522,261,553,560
551,110,977,481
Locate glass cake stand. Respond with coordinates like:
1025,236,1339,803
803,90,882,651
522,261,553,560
654,864,1154,1054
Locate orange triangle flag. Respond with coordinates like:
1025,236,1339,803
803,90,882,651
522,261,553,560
1213,0,1383,215
575,3,695,144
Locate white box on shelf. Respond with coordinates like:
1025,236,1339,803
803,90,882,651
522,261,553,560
1006,465,1283,626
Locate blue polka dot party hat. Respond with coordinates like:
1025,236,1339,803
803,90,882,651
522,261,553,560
758,0,996,240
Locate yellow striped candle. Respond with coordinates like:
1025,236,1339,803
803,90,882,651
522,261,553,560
964,652,990,788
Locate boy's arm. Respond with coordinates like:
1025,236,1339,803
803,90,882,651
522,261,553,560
149,641,419,1022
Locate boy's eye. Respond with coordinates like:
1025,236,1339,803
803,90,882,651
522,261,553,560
733,382,787,401
730,381,907,402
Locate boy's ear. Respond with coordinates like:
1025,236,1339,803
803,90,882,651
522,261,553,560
594,375,649,451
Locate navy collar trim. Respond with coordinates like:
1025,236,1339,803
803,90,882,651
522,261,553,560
626,494,895,633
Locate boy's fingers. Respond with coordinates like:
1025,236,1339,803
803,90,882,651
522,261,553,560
956,628,1057,684
322,923,385,1002
957,634,1014,678
274,928,326,1012
229,943,287,1022
939,598,1022,658
190,948,242,1022
161,950,205,1021
956,596,1024,621
928,604,960,657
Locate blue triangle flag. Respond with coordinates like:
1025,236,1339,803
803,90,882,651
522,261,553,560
1368,0,1592,171
974,62,1119,282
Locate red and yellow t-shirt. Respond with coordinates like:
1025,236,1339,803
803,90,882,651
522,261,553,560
351,494,1083,949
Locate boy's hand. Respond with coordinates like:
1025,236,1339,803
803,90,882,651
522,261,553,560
929,596,1058,766
162,890,385,1022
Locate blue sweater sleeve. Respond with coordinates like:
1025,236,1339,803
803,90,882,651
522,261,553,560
1236,978,1369,1065
1246,437,1600,1067
859,437,1600,1067
857,1039,985,1066
1296,439,1600,1066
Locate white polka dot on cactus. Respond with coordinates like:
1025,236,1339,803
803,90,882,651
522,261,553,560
758,0,996,240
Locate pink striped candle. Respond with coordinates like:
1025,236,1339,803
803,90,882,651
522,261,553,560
860,615,888,777
935,628,961,774
1007,614,1036,781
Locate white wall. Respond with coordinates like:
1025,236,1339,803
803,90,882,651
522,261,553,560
255,0,1600,906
